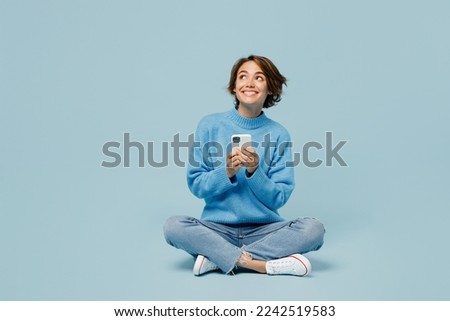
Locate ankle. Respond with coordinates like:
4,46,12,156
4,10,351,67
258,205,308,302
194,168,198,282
237,252,267,273
237,252,253,267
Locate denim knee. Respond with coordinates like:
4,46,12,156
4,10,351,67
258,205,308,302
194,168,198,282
291,217,326,251
303,218,325,237
163,215,192,245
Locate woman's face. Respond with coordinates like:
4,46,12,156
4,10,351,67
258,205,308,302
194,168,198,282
234,61,270,111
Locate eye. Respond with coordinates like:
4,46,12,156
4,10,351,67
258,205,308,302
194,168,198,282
239,74,247,80
256,75,265,81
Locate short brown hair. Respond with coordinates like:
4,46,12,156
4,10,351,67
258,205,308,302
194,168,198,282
227,55,287,108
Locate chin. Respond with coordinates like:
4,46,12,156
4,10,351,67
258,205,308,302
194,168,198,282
239,102,264,111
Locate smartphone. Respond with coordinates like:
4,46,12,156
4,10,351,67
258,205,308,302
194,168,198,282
231,134,252,152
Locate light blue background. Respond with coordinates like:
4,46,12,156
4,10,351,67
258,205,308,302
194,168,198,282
1,0,449,300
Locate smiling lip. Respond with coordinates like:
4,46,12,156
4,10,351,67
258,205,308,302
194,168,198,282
242,90,259,95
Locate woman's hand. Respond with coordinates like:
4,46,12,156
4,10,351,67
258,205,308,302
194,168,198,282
226,147,259,178
226,150,242,178
237,147,259,175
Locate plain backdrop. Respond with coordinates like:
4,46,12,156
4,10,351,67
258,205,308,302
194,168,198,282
1,0,449,300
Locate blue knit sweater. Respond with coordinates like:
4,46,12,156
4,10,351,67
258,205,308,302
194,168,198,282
187,107,295,224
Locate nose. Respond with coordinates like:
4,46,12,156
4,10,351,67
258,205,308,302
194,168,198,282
246,78,255,87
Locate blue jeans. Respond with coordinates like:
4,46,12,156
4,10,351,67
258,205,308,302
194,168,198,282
163,215,325,274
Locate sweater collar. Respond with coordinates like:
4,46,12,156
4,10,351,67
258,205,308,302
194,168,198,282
227,107,269,129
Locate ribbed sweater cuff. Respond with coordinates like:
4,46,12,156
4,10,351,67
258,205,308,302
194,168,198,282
214,166,237,192
245,166,268,191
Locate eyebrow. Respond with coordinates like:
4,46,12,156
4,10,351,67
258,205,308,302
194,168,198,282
238,70,265,75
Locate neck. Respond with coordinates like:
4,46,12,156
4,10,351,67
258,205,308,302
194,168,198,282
237,103,263,118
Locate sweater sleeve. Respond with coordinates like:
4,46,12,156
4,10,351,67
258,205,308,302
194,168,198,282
187,120,236,199
245,134,295,211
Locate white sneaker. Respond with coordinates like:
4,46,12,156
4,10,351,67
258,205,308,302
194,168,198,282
266,254,311,276
193,255,220,276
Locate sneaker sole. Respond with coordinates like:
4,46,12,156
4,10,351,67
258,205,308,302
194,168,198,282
193,255,220,276
289,254,311,276
193,255,207,276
